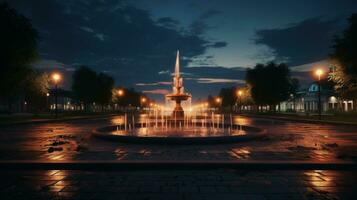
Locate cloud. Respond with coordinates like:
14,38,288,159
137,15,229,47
158,70,170,74
157,17,180,29
291,60,331,72
80,26,94,33
94,33,105,41
189,78,245,84
189,20,209,35
33,59,68,70
189,9,223,35
254,17,341,66
136,81,172,86
143,89,170,95
199,9,222,20
209,41,227,48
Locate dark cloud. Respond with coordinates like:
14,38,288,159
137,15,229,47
199,9,222,19
156,17,180,29
189,9,222,35
4,0,232,99
254,17,341,66
209,41,227,48
189,20,209,35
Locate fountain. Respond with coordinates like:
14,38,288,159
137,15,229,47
165,50,191,119
93,50,267,144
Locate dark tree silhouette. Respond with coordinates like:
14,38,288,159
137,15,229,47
71,66,98,110
95,73,114,110
219,87,236,107
0,2,39,111
113,88,144,107
72,66,115,111
246,62,294,111
330,13,357,110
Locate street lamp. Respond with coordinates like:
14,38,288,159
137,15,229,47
118,89,124,97
215,97,222,112
315,69,324,120
51,72,61,118
237,90,243,113
46,92,50,111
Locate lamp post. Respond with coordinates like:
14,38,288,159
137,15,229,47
51,72,61,118
215,97,222,112
141,97,147,111
46,92,50,111
117,89,124,111
315,69,324,120
237,90,243,113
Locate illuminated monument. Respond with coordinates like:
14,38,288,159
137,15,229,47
166,50,191,118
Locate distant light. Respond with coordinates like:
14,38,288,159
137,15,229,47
52,72,61,83
237,90,243,96
215,97,221,103
46,93,50,97
315,69,324,80
118,89,124,96
141,97,147,103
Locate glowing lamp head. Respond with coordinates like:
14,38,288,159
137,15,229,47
141,97,147,103
118,89,124,96
215,97,221,103
52,73,61,83
237,90,243,96
46,93,50,97
315,69,324,80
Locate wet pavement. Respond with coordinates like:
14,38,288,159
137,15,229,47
1,115,357,199
0,169,356,200
0,115,356,162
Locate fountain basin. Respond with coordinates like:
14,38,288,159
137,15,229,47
93,123,267,144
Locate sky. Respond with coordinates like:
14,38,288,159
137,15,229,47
4,0,357,101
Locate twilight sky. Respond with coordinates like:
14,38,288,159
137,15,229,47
4,0,357,101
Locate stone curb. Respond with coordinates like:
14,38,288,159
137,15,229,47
0,160,356,170
0,114,118,127
242,114,357,126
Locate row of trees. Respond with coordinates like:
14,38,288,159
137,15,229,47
71,66,147,111
245,62,299,111
71,66,114,110
210,62,298,112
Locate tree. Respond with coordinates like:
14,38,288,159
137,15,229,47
0,3,39,110
218,87,236,108
113,87,143,107
71,66,98,110
24,71,49,111
246,62,294,111
329,13,357,111
95,73,114,110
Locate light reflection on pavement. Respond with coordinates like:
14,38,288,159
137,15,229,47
0,115,356,162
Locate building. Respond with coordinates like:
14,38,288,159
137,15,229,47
280,82,354,113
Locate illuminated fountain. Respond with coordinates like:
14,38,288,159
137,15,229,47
165,50,191,119
93,51,267,144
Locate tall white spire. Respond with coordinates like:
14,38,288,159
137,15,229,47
175,50,180,77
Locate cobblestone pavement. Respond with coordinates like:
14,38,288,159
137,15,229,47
0,115,357,162
0,169,356,200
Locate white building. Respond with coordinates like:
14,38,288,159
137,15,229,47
280,82,354,113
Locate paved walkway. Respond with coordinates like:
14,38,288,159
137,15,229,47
0,169,356,200
0,115,356,162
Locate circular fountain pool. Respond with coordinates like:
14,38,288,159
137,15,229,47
93,122,267,144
